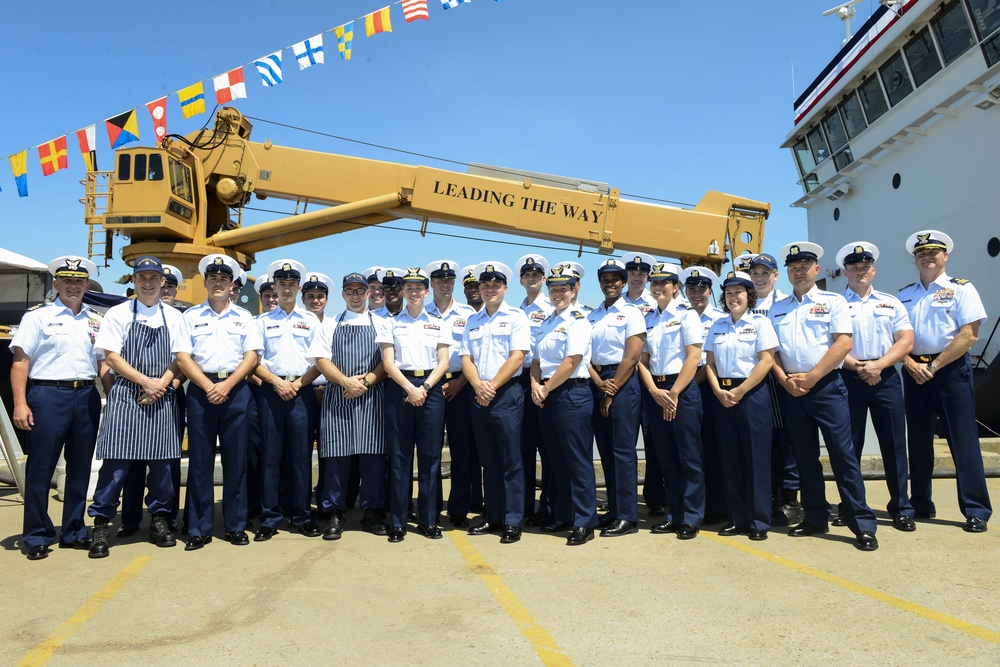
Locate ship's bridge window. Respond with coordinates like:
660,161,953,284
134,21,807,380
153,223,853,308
793,138,816,177
858,76,889,123
904,28,943,87
117,153,131,182
806,125,830,164
821,109,849,152
169,157,194,204
933,0,975,64
986,33,1000,65
969,0,1000,41
878,51,914,107
838,93,868,138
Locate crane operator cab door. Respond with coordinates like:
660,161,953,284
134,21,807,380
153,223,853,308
104,147,198,243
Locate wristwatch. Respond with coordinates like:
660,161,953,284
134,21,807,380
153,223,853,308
361,376,371,388
926,361,935,373
421,382,432,392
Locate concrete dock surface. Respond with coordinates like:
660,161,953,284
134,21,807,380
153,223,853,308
1,473,998,667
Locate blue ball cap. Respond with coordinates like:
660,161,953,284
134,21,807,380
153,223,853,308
750,253,779,271
342,272,368,289
133,255,164,274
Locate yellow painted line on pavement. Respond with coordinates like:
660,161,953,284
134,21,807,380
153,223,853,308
19,556,151,667
450,532,574,667
702,532,1000,645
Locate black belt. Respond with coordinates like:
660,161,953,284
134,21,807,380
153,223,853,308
402,369,433,378
444,371,462,380
718,377,746,388
909,353,940,363
541,378,589,387
204,371,238,381
652,374,679,383
31,379,93,389
592,363,620,372
274,374,301,382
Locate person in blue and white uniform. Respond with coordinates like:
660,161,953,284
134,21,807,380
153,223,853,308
253,259,323,542
898,230,991,533
531,265,597,546
460,262,531,544
363,266,385,313
587,258,646,537
87,255,189,558
373,267,404,318
377,267,452,542
768,242,878,552
12,256,111,560
638,263,705,540
703,270,777,540
835,242,916,532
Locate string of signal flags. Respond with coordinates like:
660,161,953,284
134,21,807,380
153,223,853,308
3,0,499,198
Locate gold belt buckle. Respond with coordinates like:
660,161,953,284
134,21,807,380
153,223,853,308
217,371,229,379
721,379,732,387
444,372,454,380
413,369,426,378
284,375,298,382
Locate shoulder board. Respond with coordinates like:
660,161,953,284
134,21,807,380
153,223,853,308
950,278,970,285
26,303,47,311
572,310,585,319
391,310,401,318
429,312,443,320
84,306,104,317
898,282,916,292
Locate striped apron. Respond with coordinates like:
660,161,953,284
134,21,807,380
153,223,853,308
319,312,384,458
96,301,180,460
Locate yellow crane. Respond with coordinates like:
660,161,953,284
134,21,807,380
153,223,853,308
84,107,770,304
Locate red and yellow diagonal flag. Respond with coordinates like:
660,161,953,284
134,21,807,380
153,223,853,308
76,125,98,172
365,6,392,37
38,136,68,176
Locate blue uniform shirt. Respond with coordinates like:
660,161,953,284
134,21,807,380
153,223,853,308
460,302,531,380
182,301,264,373
519,293,554,369
375,307,452,371
842,288,912,360
643,301,702,375
533,307,592,379
426,300,477,373
768,286,852,374
11,299,103,380
703,312,778,378
587,297,646,365
256,306,320,377
897,273,987,356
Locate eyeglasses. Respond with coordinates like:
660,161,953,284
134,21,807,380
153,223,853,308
343,288,368,296
383,285,402,292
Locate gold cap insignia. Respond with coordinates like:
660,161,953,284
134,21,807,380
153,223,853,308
163,268,172,275
67,259,81,270
653,263,664,272
551,266,564,276
854,245,865,254
214,257,224,265
917,233,930,244
385,270,394,277
486,264,494,273
310,275,318,282
441,262,450,270
691,269,700,277
727,271,735,279
282,263,292,271
634,256,641,263
790,245,800,255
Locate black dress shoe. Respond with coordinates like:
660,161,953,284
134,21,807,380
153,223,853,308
892,516,917,532
524,513,551,527
717,524,740,537
408,510,418,523
293,520,322,537
184,535,212,551
254,526,279,542
417,524,443,539
541,520,572,533
168,520,181,533
650,521,680,534
566,527,594,546
25,545,50,561
788,522,829,537
224,530,250,546
58,537,93,550
914,510,936,519
600,519,638,537
323,513,344,541
855,532,879,551
964,517,988,533
676,524,699,540
597,501,610,512
89,521,111,559
597,513,617,529
748,529,768,541
468,520,500,535
387,526,406,543
115,523,140,538
831,514,848,527
647,504,666,517
500,525,521,544
448,514,470,528
149,516,176,548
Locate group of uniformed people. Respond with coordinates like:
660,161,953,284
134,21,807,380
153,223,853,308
11,227,991,559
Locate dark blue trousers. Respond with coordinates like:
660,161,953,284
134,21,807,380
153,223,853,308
592,370,640,522
246,381,263,518
184,380,251,536
121,385,185,526
713,382,772,531
470,378,525,526
778,372,877,534
903,355,991,521
319,454,386,514
540,381,597,528
22,385,101,549
699,379,728,517
644,378,705,527
384,378,445,528
444,381,479,517
258,383,318,529
842,367,913,518
766,375,800,494
89,458,174,521
639,385,666,507
519,373,552,517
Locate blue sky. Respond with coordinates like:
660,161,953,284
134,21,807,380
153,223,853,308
0,0,871,306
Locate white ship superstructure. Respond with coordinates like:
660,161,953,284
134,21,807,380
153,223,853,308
782,0,1000,366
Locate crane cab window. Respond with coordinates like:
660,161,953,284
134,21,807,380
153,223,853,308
117,154,131,182
169,157,193,203
148,154,164,181
134,154,146,181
